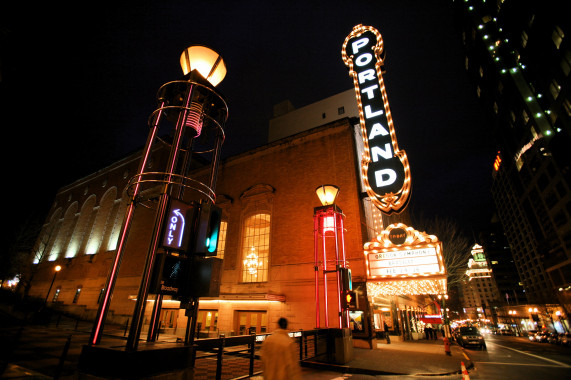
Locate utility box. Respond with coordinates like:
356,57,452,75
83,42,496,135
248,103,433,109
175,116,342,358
327,328,354,364
187,257,223,297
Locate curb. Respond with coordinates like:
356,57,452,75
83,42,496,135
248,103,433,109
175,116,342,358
301,351,475,378
301,359,400,376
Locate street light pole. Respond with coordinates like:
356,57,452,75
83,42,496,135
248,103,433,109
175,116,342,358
314,185,349,329
44,265,61,306
88,45,228,349
438,294,450,338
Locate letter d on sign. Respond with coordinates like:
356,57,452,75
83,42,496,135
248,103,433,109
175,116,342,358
375,169,397,187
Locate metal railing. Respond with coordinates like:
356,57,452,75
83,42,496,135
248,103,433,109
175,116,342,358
192,329,329,380
38,310,331,380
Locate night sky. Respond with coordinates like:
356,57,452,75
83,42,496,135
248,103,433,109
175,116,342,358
1,0,496,246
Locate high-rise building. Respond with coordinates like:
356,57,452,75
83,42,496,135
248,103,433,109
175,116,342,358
453,0,570,311
479,218,526,306
460,244,501,320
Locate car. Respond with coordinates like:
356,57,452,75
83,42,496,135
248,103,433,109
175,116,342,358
534,331,549,343
480,327,491,334
527,330,539,341
456,326,486,349
547,332,561,344
560,333,571,347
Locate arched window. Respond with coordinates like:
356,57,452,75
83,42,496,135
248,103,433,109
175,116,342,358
66,195,97,258
214,194,232,261
241,212,271,282
216,220,228,260
239,184,274,283
33,208,62,264
49,202,78,261
85,188,117,255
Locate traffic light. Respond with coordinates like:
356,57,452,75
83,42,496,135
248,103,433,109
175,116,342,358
193,203,222,256
160,198,195,253
340,267,352,292
346,290,357,310
150,253,189,296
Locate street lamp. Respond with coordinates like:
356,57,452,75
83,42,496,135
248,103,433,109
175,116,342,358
438,294,450,338
44,265,62,306
89,45,228,348
313,184,348,328
316,185,340,206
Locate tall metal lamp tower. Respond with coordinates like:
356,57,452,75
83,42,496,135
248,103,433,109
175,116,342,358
313,185,350,328
89,45,228,350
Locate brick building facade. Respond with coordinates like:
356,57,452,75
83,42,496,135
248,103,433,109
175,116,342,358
26,93,435,342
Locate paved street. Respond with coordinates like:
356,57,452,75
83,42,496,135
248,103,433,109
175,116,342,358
2,305,571,380
460,334,571,380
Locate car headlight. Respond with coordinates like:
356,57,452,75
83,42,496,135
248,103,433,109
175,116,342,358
462,336,468,339
478,336,483,339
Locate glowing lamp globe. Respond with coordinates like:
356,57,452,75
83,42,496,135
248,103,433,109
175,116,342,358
315,185,339,206
180,46,227,87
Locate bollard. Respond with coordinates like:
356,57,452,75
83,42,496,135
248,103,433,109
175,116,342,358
54,335,72,380
216,334,225,380
443,336,451,356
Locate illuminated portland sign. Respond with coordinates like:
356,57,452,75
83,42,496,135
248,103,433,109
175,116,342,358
342,25,411,215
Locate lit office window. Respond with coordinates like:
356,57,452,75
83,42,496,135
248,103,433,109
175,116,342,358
521,31,529,48
549,79,561,99
552,26,564,49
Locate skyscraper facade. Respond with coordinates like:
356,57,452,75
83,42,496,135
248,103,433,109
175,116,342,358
453,0,570,312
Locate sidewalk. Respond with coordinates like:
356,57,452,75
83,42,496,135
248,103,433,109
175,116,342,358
302,337,473,377
1,306,472,379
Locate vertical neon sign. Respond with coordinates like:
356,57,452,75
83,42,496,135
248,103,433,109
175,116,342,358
342,24,411,214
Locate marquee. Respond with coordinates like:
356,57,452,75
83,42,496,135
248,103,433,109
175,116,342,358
365,223,447,296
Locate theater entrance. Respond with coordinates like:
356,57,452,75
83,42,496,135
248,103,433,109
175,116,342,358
236,311,267,335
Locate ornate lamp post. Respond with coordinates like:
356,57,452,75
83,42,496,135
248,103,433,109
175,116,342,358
437,294,450,338
313,185,349,328
89,45,228,349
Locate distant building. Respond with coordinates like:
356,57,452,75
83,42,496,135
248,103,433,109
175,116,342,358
453,0,571,313
460,244,501,320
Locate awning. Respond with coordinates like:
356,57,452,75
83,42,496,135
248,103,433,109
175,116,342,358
420,316,443,324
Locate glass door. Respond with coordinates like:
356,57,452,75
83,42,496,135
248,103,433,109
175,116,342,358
236,311,267,335
197,310,219,334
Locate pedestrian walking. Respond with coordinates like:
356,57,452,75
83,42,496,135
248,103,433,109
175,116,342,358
425,323,433,340
384,321,391,344
260,318,301,380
